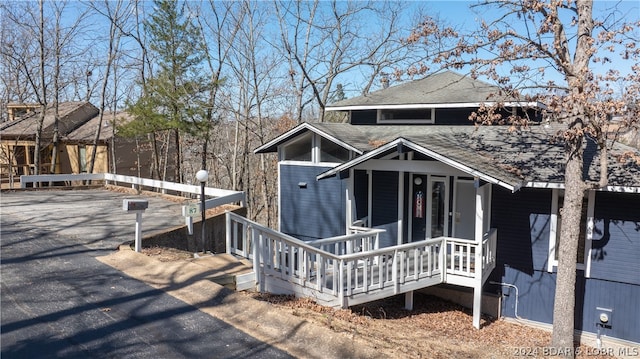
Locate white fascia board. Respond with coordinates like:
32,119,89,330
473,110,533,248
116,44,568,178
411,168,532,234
402,140,518,191
602,186,640,193
306,127,363,155
525,181,640,193
326,101,544,112
254,123,310,154
525,182,565,189
316,139,403,180
316,137,518,192
253,122,362,155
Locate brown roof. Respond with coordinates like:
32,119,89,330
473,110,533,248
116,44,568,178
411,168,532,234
66,111,133,142
0,102,99,139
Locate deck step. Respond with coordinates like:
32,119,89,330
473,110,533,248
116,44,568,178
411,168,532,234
189,253,254,291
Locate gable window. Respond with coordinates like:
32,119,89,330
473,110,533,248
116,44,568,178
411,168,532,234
378,108,435,124
281,132,350,164
548,189,594,275
320,137,349,163
283,132,312,161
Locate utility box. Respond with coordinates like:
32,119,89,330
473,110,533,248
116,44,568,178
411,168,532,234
123,199,149,212
595,307,613,328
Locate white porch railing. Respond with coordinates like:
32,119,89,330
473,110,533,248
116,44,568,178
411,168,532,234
481,228,498,283
306,228,384,255
225,212,497,310
442,228,497,279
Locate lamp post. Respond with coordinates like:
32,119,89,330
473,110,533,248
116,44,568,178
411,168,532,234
195,169,208,254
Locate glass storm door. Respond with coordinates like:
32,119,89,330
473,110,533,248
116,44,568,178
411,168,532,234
428,177,448,238
411,175,427,242
410,175,448,241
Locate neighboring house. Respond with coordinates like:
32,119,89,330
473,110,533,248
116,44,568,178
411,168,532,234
0,102,156,187
254,71,640,344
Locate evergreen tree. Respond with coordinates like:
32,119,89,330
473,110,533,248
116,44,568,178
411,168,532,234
124,0,208,182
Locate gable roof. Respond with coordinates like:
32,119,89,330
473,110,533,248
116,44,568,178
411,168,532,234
0,102,99,139
258,122,640,192
254,122,367,155
66,111,133,142
326,71,543,111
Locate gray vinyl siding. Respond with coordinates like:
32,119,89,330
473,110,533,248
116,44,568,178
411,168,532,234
498,268,640,343
371,171,399,247
590,192,640,285
279,164,346,241
490,187,640,343
491,187,552,273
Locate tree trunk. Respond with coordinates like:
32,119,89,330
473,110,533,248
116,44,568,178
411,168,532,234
551,138,586,357
173,128,181,183
201,136,208,172
150,132,160,179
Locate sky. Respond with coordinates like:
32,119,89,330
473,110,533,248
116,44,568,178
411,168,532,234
23,0,640,106
410,1,639,79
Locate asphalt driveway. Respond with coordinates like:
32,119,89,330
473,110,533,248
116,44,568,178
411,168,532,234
0,189,292,358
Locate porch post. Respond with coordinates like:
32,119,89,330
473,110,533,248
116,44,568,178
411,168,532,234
473,283,482,329
473,178,483,329
346,168,354,233
405,290,414,311
397,170,404,246
474,178,483,243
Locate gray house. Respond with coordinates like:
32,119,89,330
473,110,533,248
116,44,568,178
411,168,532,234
254,71,640,344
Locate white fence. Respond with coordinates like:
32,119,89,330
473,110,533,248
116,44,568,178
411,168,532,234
19,173,245,212
19,173,246,244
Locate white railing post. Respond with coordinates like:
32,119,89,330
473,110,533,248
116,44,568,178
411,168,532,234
392,249,399,294
475,240,483,280
338,259,346,308
252,226,260,289
440,241,446,283
225,212,232,254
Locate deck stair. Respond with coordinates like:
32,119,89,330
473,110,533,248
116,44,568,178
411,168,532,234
225,211,497,328
189,253,254,291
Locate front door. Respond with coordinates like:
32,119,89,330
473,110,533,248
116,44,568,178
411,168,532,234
409,174,449,242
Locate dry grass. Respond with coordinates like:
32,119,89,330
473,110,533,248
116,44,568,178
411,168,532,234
248,293,617,359
142,246,618,359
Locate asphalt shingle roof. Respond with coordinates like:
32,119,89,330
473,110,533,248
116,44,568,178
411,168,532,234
327,71,514,108
297,122,640,189
1,102,99,139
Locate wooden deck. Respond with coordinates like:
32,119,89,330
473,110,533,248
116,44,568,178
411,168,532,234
225,211,497,328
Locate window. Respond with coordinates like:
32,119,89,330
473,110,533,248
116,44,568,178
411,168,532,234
283,133,312,161
282,132,350,164
378,108,435,124
79,146,87,173
320,137,349,163
548,189,594,274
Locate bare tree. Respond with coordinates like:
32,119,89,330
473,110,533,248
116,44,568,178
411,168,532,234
406,0,639,356
224,1,281,224
86,0,129,175
274,0,415,122
49,1,89,176
188,0,242,181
